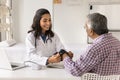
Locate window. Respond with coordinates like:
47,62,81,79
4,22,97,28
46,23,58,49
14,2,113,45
0,0,12,41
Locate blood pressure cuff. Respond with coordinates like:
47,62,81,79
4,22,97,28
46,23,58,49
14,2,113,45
59,49,69,60
53,49,68,61
54,49,67,56
59,49,67,56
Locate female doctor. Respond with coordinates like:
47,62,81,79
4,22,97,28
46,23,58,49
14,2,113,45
25,8,65,68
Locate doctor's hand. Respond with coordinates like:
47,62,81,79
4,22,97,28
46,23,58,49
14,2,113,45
47,53,61,64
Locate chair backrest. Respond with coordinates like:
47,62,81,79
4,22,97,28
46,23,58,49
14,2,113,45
81,73,120,80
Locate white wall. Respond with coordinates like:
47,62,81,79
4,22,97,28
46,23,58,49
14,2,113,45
12,0,120,45
90,4,120,30
53,0,89,45
12,0,53,43
12,0,24,42
12,0,90,44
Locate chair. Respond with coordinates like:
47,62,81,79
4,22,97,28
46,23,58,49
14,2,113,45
81,73,120,80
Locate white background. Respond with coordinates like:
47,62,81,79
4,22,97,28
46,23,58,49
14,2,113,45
12,0,120,45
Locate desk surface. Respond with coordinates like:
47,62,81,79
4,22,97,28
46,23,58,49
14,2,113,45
0,67,80,80
0,43,85,80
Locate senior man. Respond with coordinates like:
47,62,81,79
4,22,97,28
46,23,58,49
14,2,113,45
62,13,120,76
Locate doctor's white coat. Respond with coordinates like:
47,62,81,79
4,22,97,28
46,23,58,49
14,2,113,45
25,32,65,66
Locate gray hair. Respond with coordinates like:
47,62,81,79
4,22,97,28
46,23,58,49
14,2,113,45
87,13,109,35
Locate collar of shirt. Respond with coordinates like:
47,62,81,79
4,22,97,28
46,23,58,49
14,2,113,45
92,33,112,44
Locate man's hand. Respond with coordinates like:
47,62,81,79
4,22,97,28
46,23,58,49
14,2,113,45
62,51,74,60
67,51,73,59
47,53,61,64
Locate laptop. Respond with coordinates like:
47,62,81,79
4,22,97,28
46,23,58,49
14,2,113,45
0,48,26,70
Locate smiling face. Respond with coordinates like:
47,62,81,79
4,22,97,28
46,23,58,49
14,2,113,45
40,14,51,33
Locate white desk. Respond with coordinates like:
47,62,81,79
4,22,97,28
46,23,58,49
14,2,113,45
0,43,86,80
0,67,81,80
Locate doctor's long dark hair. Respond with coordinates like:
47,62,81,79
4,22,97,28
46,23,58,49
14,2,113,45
28,8,54,48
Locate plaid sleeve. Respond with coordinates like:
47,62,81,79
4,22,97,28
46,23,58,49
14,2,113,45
63,47,102,76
